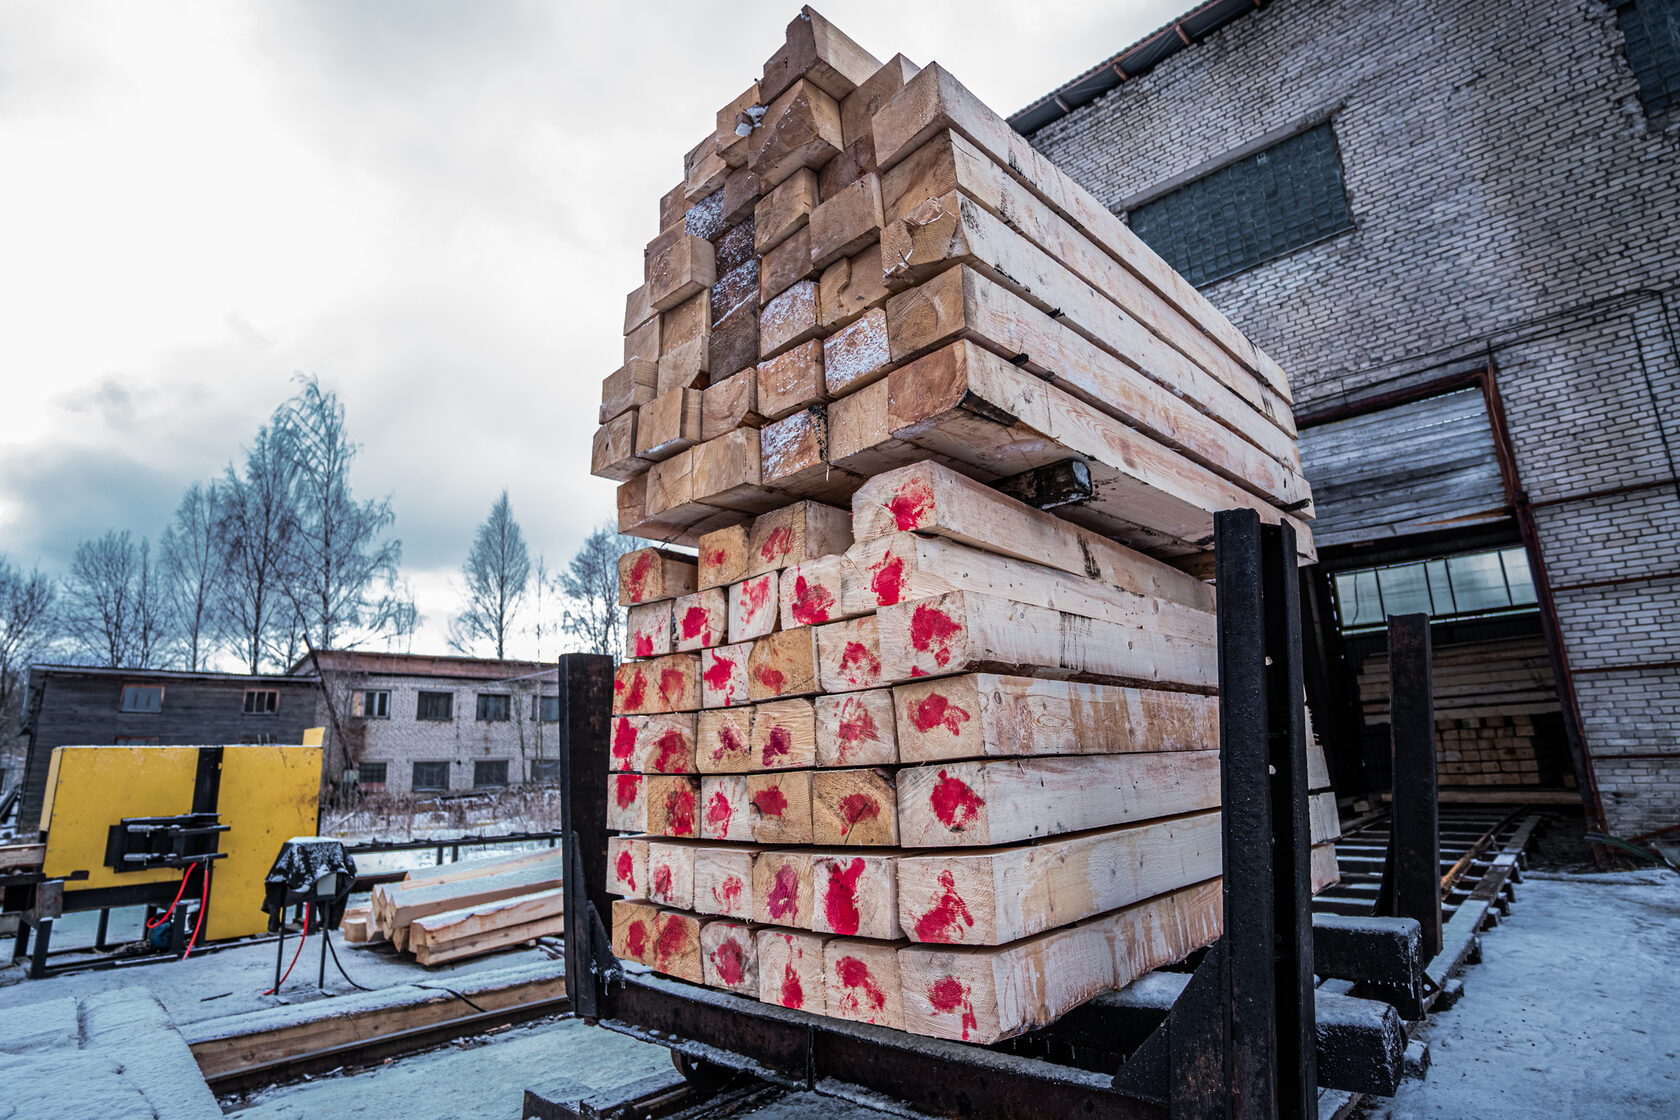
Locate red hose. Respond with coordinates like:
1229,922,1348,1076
181,865,210,959
146,863,198,930
264,905,310,995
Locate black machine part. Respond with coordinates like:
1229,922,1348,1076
263,837,358,932
103,814,229,873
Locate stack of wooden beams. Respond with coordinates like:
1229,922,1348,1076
592,7,1326,1045
358,848,564,965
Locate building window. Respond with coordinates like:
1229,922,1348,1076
1128,122,1354,287
534,695,560,722
1619,0,1680,117
416,691,454,721
120,685,164,713
115,736,160,745
243,689,279,716
359,762,388,785
412,761,451,791
238,733,277,745
531,758,561,783
352,690,390,719
474,760,510,788
1331,547,1539,634
476,694,511,722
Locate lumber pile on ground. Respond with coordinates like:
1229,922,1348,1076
593,7,1325,1045
364,847,563,965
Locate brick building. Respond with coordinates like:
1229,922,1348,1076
289,651,562,799
1014,0,1679,835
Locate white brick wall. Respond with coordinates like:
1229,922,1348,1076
1028,0,1680,836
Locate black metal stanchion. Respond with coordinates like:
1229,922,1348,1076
1377,613,1443,959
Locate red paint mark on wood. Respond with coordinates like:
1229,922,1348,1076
624,918,648,959
885,476,934,531
837,793,879,835
909,603,961,668
611,718,638,763
703,653,736,692
751,784,788,818
705,547,727,571
650,728,689,772
654,915,687,967
713,875,743,909
780,956,804,1009
680,605,709,641
759,525,793,563
652,864,673,900
628,552,654,600
914,869,976,942
663,787,696,835
838,639,880,683
711,935,745,985
755,664,786,693
909,692,971,736
658,666,688,707
869,553,904,606
622,670,648,711
614,848,636,891
790,575,834,625
766,864,800,921
823,857,865,935
714,722,746,760
910,666,927,677
613,774,641,809
833,701,878,759
836,955,886,1013
761,725,792,764
927,975,978,1040
633,631,654,657
930,770,984,831
743,574,772,615
704,789,735,837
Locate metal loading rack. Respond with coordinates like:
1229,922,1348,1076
555,512,1454,1120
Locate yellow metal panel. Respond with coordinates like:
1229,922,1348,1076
209,745,321,939
302,726,325,747
41,746,202,891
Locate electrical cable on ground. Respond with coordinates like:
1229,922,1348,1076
181,864,209,959
146,863,199,930
324,928,375,992
264,905,310,995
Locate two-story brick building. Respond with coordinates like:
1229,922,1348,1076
1013,0,1679,836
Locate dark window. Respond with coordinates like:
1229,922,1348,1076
1128,123,1353,288
120,685,164,713
359,762,388,785
476,694,511,721
412,761,450,791
535,695,560,722
1331,547,1539,634
417,691,453,721
474,760,510,788
352,690,390,719
530,758,561,783
1618,0,1680,116
115,735,160,745
238,733,277,745
243,689,279,715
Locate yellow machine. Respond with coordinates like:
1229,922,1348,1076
35,743,322,943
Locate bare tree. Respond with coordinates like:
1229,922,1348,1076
277,375,404,651
449,490,532,659
160,481,227,670
0,558,55,763
219,421,301,672
61,532,169,668
559,522,637,657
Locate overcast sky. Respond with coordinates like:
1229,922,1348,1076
0,0,1185,662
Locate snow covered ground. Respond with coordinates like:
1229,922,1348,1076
1358,868,1679,1119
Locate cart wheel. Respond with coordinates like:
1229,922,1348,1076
671,1050,732,1093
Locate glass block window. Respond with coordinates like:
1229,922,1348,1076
1332,547,1540,633
1618,0,1680,116
474,760,509,788
416,691,453,721
1129,123,1354,287
412,761,450,791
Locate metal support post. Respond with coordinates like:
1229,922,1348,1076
558,652,617,1020
1377,613,1443,959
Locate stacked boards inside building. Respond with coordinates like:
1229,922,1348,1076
591,7,1333,1045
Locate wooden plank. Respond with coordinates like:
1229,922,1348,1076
701,918,760,994
657,184,688,232
625,600,673,658
824,938,904,1029
815,688,898,767
750,78,843,189
759,223,817,306
715,83,761,168
672,588,728,651
1312,842,1341,893
760,6,882,103
700,774,752,841
815,613,887,692
612,900,660,965
413,912,564,965
646,227,717,313
757,338,827,421
760,278,822,358
812,853,901,940
693,845,759,919
612,654,699,715
893,673,1219,764
656,337,708,397
374,860,565,937
727,571,780,643
1310,791,1342,842
625,283,657,334
819,243,890,331
779,553,853,628
645,841,697,909
869,62,1292,407
761,407,864,502
634,387,703,461
410,887,565,948
817,133,878,202
609,712,696,772
607,836,648,899
700,640,753,708
708,297,760,386
644,775,702,839
748,628,820,700
697,707,754,773
752,849,814,926
850,460,1214,613
649,910,704,982
823,306,894,394
759,929,831,1012
684,136,729,203
755,167,818,255
747,500,853,575
751,697,817,770
809,172,884,270
899,878,1223,1044
607,773,648,833
697,523,750,591
600,358,657,425
811,767,898,845
747,770,814,843
395,846,563,889
624,316,660,365
896,750,1221,848
645,448,708,524
840,53,921,147
897,811,1222,945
